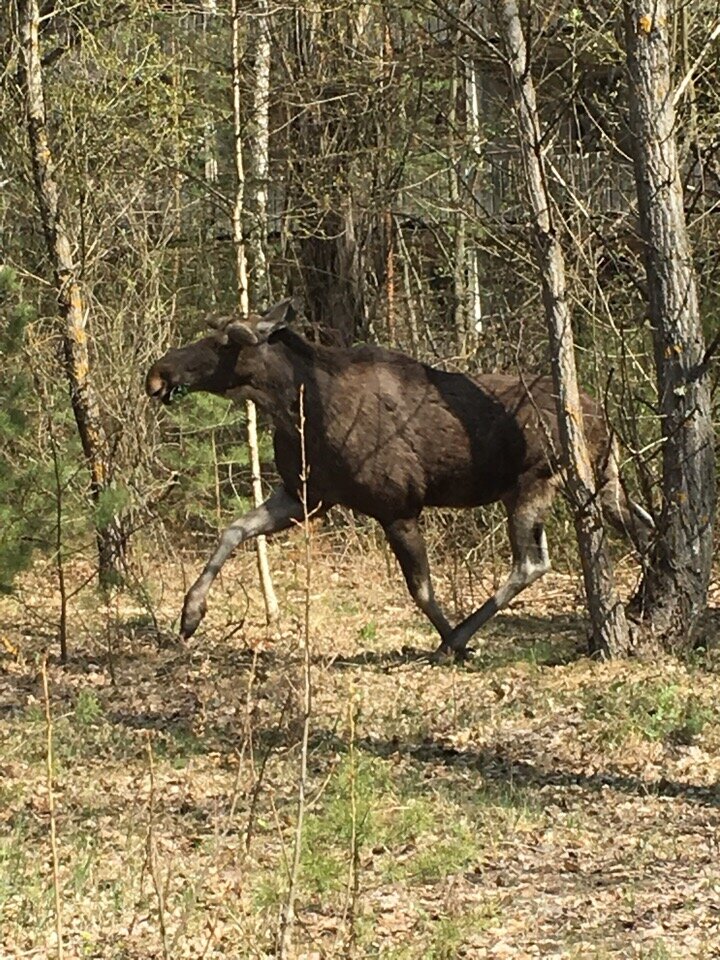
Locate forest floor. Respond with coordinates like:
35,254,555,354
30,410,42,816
2,529,720,960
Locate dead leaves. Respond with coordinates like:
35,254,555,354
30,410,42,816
2,555,720,957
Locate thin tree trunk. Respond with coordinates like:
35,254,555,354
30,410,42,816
48,413,68,663
466,57,483,336
449,48,467,356
19,0,122,586
231,0,279,624
247,0,271,306
623,2,715,649
382,24,396,347
496,0,631,657
384,208,396,345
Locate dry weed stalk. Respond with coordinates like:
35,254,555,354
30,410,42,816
46,413,68,663
278,384,315,957
41,657,64,960
173,632,293,955
341,688,361,955
144,735,170,960
172,737,250,958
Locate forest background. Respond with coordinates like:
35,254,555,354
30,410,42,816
2,2,720,958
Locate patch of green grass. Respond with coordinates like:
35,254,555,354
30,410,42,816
583,680,712,745
154,726,207,767
300,845,346,895
390,796,437,844
296,749,507,898
334,597,361,617
422,905,500,959
636,942,676,960
74,689,104,726
122,611,156,632
9,700,134,768
70,833,98,896
368,947,414,960
301,753,392,895
252,871,284,911
358,619,378,643
397,765,546,839
464,624,579,673
9,695,206,773
0,815,52,932
403,825,478,883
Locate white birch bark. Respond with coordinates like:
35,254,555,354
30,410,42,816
231,0,279,623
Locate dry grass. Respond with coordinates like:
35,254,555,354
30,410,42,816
1,530,720,959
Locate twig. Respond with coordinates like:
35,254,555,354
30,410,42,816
244,689,292,854
41,657,64,960
701,327,720,369
278,384,313,957
145,735,170,960
673,20,720,108
47,412,68,663
341,688,361,955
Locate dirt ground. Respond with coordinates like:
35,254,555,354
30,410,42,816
1,531,720,959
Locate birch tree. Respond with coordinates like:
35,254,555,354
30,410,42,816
495,0,632,657
231,0,279,623
623,1,716,649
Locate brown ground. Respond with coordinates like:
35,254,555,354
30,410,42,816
1,530,720,959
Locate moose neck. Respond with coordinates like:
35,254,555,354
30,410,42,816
245,328,337,431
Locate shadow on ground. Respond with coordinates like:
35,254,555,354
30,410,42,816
357,732,720,809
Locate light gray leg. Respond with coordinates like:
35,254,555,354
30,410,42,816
180,487,304,638
437,504,552,658
601,486,655,555
599,445,655,554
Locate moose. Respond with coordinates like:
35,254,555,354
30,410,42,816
146,298,653,660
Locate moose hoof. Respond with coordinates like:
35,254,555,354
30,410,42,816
180,595,207,639
428,643,454,665
429,643,471,666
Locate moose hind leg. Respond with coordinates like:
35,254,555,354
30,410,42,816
383,517,453,644
180,486,305,639
440,498,552,658
598,446,655,554
600,482,655,555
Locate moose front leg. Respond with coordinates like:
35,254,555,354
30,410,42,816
383,517,454,645
180,487,304,639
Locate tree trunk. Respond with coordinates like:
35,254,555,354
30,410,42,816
231,0,279,624
449,47,467,356
466,57,484,336
299,206,366,347
623,2,715,649
289,9,366,348
384,207,396,345
496,0,632,657
19,0,123,586
246,0,272,307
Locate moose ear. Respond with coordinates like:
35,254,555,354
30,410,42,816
224,318,260,346
254,297,298,341
222,297,300,346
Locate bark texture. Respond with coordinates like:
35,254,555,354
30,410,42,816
623,2,715,649
298,206,366,348
496,0,632,657
19,0,122,584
